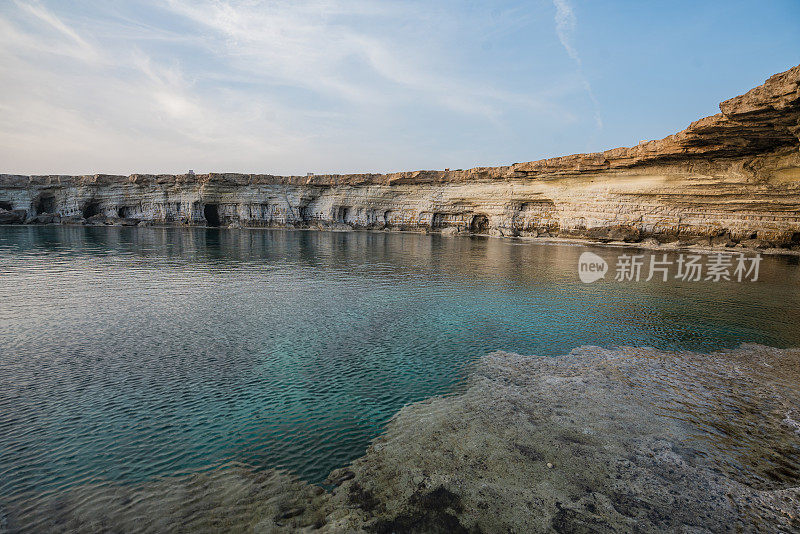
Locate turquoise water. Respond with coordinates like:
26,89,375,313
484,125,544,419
1,226,799,504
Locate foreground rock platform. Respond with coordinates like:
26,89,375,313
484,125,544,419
5,344,799,532
1,65,800,249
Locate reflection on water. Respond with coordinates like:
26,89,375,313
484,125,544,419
1,226,799,509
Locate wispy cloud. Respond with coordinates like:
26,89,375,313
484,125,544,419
552,0,602,130
0,0,599,174
162,0,550,121
13,0,99,62
553,0,579,64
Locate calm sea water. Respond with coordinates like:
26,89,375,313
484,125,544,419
1,226,799,503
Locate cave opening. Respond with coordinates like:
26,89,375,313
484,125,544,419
0,201,12,211
470,214,489,234
35,194,56,215
117,206,131,218
204,204,221,227
82,201,101,219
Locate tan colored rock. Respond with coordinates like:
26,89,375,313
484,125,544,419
2,65,800,249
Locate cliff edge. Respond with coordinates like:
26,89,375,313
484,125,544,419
1,65,799,248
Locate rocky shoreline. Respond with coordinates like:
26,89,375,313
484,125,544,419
4,344,799,533
2,65,800,251
5,221,798,258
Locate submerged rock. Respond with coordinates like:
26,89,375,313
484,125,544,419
4,345,799,532
325,345,800,532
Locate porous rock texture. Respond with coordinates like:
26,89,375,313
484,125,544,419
320,344,800,533
1,65,800,249
5,345,799,533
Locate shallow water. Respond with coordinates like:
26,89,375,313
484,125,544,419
1,226,799,508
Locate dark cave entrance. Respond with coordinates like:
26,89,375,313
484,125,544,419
336,206,350,223
470,214,489,234
204,204,221,227
0,201,12,211
82,201,101,219
117,206,131,218
35,194,56,215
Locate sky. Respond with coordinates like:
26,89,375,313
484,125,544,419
0,1,798,176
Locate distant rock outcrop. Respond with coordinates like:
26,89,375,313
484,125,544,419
1,64,799,248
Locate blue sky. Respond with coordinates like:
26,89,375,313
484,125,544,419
0,0,798,175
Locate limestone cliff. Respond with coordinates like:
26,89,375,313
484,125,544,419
1,65,799,248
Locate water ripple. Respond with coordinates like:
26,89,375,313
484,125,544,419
1,226,799,527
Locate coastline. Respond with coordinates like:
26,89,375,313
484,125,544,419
4,222,799,256
2,65,799,251
3,7,799,534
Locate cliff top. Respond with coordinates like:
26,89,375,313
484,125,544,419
2,64,799,188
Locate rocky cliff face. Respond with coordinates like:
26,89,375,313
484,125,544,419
2,65,799,248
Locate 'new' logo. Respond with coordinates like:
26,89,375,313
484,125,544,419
578,252,608,283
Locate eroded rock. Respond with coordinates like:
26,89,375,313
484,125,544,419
0,66,799,248
323,345,800,532
4,345,799,532
0,208,24,224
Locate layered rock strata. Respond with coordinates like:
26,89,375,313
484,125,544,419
1,65,799,248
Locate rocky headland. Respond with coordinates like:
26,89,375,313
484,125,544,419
1,65,800,252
